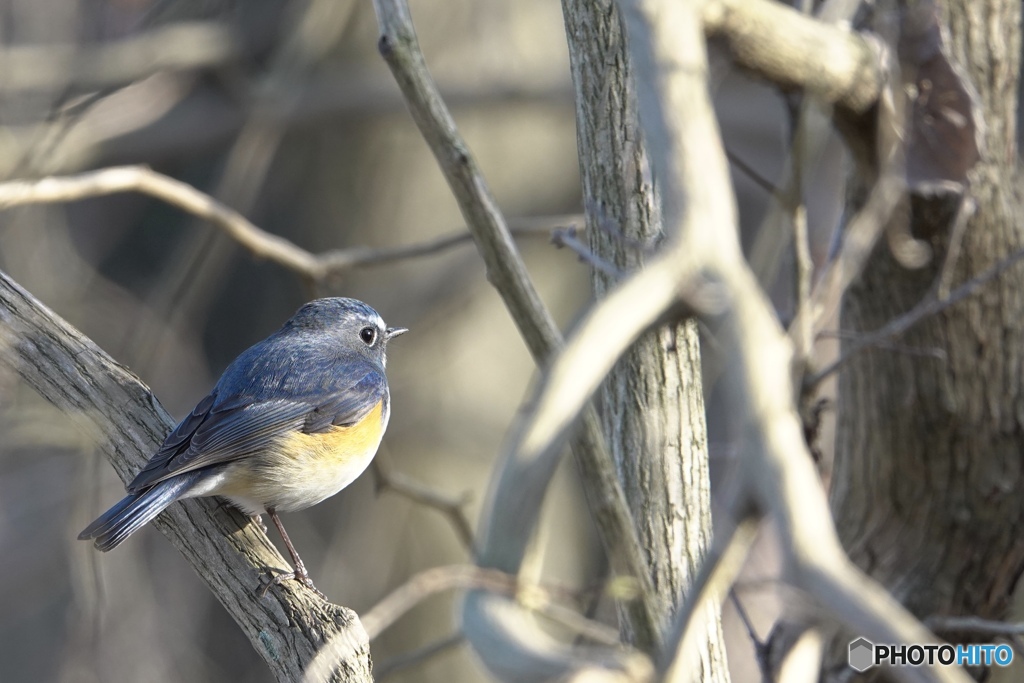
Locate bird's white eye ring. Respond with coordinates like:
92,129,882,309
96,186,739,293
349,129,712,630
359,326,377,345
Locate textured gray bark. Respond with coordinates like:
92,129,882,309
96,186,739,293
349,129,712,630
560,2,729,680
831,0,1023,678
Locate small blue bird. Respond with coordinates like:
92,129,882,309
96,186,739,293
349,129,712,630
79,297,407,594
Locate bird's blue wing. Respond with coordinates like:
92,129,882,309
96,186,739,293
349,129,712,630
127,361,387,493
302,371,388,433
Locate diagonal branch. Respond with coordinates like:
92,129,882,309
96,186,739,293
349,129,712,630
0,165,581,285
370,0,663,658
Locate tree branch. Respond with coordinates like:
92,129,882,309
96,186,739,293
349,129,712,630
0,22,241,91
0,165,581,284
0,269,372,682
701,0,884,113
370,0,664,662
805,244,1024,389
370,455,475,553
437,0,970,679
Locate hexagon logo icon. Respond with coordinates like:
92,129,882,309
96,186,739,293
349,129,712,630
849,638,875,672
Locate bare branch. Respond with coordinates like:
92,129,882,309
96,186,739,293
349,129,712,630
0,166,319,273
551,228,624,278
0,22,241,91
702,0,884,113
725,147,779,196
0,165,581,283
370,455,475,553
806,244,1024,388
370,0,663,660
303,564,625,665
0,270,371,683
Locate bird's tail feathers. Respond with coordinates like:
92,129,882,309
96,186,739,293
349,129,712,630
78,473,200,551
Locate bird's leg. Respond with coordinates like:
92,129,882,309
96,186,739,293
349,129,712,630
261,507,325,599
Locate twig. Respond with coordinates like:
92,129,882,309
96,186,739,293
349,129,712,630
725,148,779,196
355,564,593,641
936,196,977,300
805,244,1024,388
551,228,624,278
809,172,907,333
370,456,475,553
730,589,769,656
375,633,465,680
370,0,663,658
793,202,814,365
0,166,581,283
925,616,1024,658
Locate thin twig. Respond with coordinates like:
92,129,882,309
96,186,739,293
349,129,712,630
0,166,581,283
925,617,1024,658
370,456,475,553
357,564,595,641
730,590,764,649
936,197,977,300
725,148,779,196
730,589,774,681
806,244,1024,388
551,228,624,278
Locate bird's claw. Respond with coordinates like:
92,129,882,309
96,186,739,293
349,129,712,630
258,566,326,600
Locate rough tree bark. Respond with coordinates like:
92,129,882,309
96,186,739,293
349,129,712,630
561,2,729,680
832,0,1023,678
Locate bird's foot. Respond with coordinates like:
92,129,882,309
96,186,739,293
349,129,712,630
258,566,326,600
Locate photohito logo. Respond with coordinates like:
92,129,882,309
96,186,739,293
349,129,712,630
848,638,1014,672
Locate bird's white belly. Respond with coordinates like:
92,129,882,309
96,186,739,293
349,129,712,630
211,402,387,515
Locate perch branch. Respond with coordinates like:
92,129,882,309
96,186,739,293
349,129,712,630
0,269,371,683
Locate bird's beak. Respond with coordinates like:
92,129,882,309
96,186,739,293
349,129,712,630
386,326,409,340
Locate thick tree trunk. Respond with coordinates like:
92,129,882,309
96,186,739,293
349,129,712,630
832,0,1023,677
560,2,729,681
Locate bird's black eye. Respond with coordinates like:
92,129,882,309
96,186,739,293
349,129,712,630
359,327,377,345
